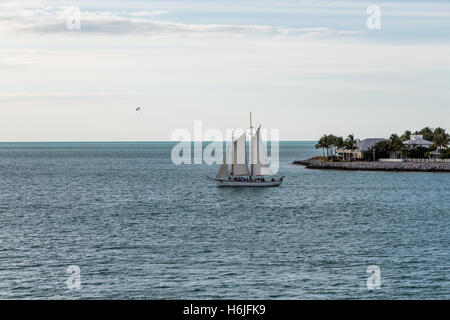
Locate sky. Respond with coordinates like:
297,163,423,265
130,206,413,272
0,0,449,141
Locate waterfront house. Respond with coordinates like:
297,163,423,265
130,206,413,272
402,135,433,148
430,143,450,158
336,138,384,160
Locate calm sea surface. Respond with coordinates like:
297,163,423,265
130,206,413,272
0,142,449,299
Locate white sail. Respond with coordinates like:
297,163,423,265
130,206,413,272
216,164,228,178
251,127,273,176
231,132,250,176
216,145,230,179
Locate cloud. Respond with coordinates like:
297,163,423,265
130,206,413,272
0,92,149,102
0,49,50,68
0,2,361,39
127,10,168,17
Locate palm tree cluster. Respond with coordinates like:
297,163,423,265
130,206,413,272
370,134,408,160
425,127,450,150
371,127,450,160
315,134,357,160
315,127,450,161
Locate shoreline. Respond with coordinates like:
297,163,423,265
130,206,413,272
293,158,450,173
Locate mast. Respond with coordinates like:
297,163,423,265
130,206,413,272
257,125,260,171
231,130,234,176
250,111,253,177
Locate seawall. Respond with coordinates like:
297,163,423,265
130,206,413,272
293,158,450,172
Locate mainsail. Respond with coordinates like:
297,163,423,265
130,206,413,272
231,132,250,176
251,126,273,176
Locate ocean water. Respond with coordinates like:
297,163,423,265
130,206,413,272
0,141,448,299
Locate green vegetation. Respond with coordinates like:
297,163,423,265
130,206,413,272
316,127,450,161
315,134,348,159
369,134,408,160
315,133,359,161
371,127,450,160
440,148,450,159
315,134,334,158
345,134,357,153
412,127,449,149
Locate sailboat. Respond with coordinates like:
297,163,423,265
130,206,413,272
209,113,284,187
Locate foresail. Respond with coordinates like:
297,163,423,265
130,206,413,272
251,127,273,176
216,144,230,178
216,163,228,178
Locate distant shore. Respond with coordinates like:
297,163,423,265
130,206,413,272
293,158,450,172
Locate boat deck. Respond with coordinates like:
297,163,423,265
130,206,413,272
215,179,282,187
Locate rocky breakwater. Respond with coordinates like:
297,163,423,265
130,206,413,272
293,158,450,172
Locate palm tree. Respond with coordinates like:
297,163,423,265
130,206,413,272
315,135,327,158
401,130,411,141
372,140,390,160
433,134,448,149
323,135,331,158
432,127,449,150
320,134,336,159
326,134,339,158
345,134,357,161
334,136,344,160
387,134,406,159
415,127,434,142
433,127,447,137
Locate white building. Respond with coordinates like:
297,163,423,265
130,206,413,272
402,135,433,148
430,143,450,158
336,138,384,160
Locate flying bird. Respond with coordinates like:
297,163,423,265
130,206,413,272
136,107,141,111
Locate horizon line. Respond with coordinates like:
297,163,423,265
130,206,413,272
0,140,318,143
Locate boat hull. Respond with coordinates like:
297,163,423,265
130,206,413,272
215,180,282,187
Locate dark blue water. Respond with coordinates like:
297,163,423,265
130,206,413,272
0,142,449,299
